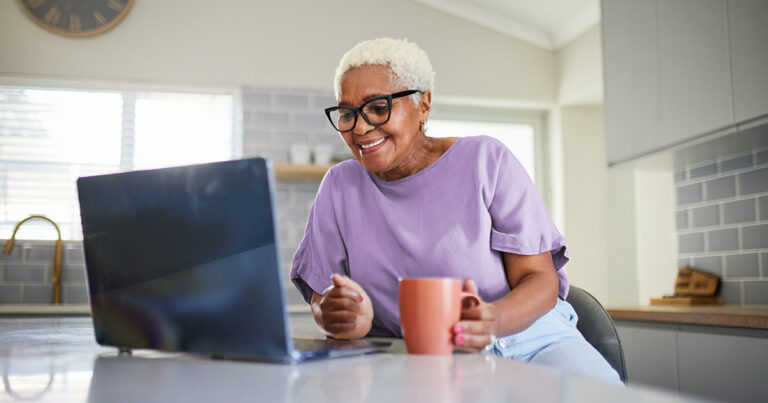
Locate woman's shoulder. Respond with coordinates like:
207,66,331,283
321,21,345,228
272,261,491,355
457,135,507,151
452,135,511,162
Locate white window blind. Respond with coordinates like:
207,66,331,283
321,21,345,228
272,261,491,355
0,85,236,240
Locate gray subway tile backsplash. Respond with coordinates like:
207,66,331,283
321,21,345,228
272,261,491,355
742,224,768,249
720,154,753,173
25,247,55,262
704,176,736,201
254,112,291,129
690,163,717,179
691,205,719,228
274,94,309,110
677,183,703,205
718,280,742,305
691,256,722,277
3,264,46,282
763,252,768,275
293,113,327,130
679,233,705,254
743,280,768,305
757,150,768,165
707,228,739,252
0,285,22,303
0,247,22,261
310,94,337,110
725,253,759,278
737,167,768,195
62,265,86,283
21,284,54,304
271,130,311,148
675,135,768,306
62,285,89,304
242,92,270,108
722,198,756,225
63,247,84,263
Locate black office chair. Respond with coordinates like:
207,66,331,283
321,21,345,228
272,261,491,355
565,286,628,383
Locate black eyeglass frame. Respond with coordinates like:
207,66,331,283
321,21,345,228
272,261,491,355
324,90,422,133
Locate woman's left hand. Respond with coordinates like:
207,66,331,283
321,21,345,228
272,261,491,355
452,279,501,353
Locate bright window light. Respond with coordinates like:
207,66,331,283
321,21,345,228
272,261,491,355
134,93,233,169
429,120,536,182
0,85,235,240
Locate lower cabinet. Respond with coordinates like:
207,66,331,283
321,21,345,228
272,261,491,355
615,321,768,402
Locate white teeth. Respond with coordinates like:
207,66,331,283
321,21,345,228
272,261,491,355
360,137,385,149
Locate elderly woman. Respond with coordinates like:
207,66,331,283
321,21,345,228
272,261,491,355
290,38,620,384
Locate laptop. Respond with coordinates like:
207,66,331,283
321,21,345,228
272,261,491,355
76,158,390,363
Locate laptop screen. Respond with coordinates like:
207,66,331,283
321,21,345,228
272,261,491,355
77,158,291,360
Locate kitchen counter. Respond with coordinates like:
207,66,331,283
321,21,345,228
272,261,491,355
0,317,709,402
607,305,768,329
0,304,91,317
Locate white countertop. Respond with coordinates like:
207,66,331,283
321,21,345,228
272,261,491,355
0,317,708,402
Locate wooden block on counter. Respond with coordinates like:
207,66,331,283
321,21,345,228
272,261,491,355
650,296,724,306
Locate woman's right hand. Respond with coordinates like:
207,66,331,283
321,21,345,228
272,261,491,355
311,274,373,339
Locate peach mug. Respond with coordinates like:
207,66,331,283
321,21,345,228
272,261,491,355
399,278,480,355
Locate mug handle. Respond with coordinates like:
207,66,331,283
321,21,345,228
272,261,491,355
459,291,481,308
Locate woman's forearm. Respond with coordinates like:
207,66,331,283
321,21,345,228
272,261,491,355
491,268,558,337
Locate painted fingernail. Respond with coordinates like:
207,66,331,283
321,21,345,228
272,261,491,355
456,335,466,346
359,295,363,302
454,325,464,333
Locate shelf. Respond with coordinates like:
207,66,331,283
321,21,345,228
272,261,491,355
273,163,334,180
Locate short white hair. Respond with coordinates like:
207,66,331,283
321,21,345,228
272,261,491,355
333,38,435,104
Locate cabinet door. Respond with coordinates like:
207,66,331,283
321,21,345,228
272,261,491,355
601,0,661,165
728,0,768,123
658,0,733,145
677,326,768,402
614,322,678,391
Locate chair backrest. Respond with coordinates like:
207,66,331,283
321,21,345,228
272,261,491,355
565,286,628,383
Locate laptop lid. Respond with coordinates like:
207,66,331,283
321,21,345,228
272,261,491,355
77,158,293,361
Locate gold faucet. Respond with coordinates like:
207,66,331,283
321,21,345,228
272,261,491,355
3,216,63,305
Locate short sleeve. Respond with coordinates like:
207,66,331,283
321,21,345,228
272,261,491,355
488,146,569,294
289,171,348,303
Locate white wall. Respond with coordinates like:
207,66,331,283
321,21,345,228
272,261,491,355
556,25,677,306
0,0,556,102
557,24,603,105
560,106,610,300
633,167,678,305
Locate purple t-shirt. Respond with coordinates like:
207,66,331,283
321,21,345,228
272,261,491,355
290,135,569,337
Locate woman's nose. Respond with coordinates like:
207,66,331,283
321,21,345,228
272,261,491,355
353,113,374,136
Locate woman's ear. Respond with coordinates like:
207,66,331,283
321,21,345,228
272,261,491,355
419,91,432,120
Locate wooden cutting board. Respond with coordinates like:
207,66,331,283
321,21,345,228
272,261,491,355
650,296,724,306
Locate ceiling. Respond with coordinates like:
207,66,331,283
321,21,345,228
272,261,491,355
413,0,600,50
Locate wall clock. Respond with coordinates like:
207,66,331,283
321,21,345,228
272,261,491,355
19,0,135,37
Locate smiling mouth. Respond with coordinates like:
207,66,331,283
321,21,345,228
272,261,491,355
360,137,386,149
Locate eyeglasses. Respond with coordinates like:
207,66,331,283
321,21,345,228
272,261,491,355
324,90,421,133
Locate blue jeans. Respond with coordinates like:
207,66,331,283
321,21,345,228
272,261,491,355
490,299,622,385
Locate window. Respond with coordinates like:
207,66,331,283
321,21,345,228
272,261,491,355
429,119,537,182
0,84,237,240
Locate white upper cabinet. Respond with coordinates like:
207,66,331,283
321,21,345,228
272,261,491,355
601,0,767,165
602,0,660,164
728,0,768,123
658,0,732,145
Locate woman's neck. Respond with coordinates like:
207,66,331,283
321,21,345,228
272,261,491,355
374,136,457,181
